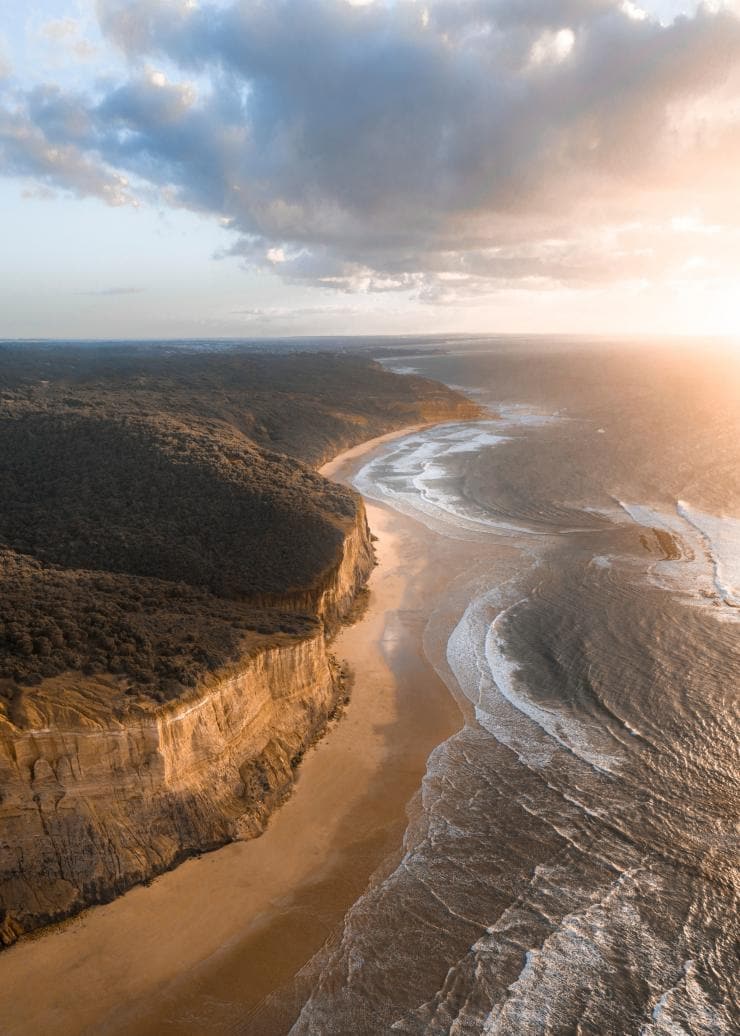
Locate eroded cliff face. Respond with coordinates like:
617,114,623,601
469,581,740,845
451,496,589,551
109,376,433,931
251,503,376,630
0,506,375,947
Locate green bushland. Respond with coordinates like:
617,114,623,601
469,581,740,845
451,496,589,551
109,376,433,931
0,344,477,708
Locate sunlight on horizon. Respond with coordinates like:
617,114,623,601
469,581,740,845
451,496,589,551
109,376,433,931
1,0,739,338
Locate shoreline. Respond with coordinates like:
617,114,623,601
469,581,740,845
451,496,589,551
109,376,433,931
0,421,469,1036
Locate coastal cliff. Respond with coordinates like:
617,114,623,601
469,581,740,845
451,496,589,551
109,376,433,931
0,505,374,947
0,346,479,946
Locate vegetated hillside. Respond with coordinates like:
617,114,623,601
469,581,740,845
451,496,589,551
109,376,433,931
0,410,352,596
0,345,478,711
0,345,474,465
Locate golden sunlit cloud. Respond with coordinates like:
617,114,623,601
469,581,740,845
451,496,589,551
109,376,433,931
1,0,739,336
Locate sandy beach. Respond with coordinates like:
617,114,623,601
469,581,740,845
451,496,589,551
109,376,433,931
0,426,466,1036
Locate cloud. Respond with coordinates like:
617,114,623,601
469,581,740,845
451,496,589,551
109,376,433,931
232,303,363,322
0,83,136,204
39,17,81,42
38,16,100,60
1,0,739,300
75,286,145,295
0,34,10,80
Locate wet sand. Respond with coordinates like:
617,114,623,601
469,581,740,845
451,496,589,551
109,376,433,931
0,426,466,1036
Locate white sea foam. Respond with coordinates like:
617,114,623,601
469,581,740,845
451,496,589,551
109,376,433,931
483,611,620,773
493,403,564,428
357,414,621,771
676,501,740,608
617,499,740,619
354,422,514,538
476,869,666,1036
641,958,728,1035
446,589,621,773
383,364,421,375
353,415,559,539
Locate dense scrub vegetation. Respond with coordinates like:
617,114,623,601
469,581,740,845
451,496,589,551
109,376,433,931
0,410,352,597
0,550,318,703
0,344,477,710
0,345,473,465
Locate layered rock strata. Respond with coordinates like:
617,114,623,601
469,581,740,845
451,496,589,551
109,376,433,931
0,506,374,946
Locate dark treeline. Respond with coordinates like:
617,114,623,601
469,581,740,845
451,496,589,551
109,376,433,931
0,345,472,466
0,345,477,709
0,410,351,596
0,550,319,703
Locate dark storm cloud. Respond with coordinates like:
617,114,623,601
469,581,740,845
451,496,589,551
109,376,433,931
2,0,739,296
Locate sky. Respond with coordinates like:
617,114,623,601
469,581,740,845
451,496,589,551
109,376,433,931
0,0,738,339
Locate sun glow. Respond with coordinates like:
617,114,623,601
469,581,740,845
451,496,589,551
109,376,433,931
709,286,740,338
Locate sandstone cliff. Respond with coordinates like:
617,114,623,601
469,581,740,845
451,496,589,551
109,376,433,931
0,346,480,947
0,506,374,947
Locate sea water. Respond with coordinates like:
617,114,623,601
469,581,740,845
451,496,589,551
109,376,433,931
288,337,739,1034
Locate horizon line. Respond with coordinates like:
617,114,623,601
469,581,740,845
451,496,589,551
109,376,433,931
2,331,739,344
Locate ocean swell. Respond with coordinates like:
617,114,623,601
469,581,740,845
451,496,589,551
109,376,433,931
289,402,738,1035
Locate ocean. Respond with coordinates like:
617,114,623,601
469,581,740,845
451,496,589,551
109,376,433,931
288,337,739,1034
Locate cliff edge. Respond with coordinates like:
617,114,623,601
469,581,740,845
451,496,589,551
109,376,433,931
0,507,373,946
0,345,479,945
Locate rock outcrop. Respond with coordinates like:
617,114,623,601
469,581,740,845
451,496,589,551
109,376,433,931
0,345,481,947
0,505,374,946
